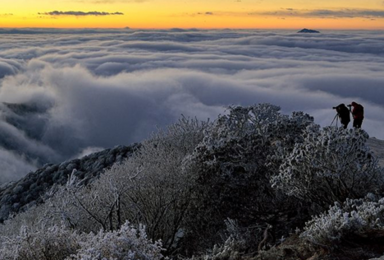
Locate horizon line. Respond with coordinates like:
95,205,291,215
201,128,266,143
1,27,384,31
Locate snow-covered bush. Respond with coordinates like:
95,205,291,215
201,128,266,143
187,236,242,260
0,221,164,260
0,203,47,238
44,169,117,232
181,104,314,252
45,116,209,253
111,117,208,250
67,221,164,260
271,126,383,210
301,194,384,248
186,219,264,260
0,223,81,260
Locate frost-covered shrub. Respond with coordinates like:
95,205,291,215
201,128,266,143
0,203,47,238
44,169,116,232
186,219,264,260
0,224,81,260
187,237,242,260
0,221,164,260
222,218,263,249
301,194,384,247
67,221,164,260
112,117,208,250
271,126,383,210
181,104,314,252
45,116,209,253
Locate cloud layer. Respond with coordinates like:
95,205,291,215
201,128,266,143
259,9,384,19
1,29,384,182
39,11,124,16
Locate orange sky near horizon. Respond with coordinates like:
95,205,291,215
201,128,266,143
1,0,384,29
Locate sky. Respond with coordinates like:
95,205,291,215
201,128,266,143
0,29,384,183
1,0,384,29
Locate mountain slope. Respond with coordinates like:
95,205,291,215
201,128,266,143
0,136,382,225
0,144,140,222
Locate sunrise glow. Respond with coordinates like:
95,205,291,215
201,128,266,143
0,0,384,29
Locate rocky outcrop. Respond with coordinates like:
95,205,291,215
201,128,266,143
0,144,140,222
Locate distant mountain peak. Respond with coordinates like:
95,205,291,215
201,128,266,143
298,28,320,33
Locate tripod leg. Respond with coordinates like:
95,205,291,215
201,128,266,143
331,114,338,126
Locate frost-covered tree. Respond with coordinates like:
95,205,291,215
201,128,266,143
67,221,164,260
45,116,209,253
45,168,122,232
0,221,164,260
111,117,208,251
271,126,383,211
301,194,384,248
181,104,314,252
0,224,81,260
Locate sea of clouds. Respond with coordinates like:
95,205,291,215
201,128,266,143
0,28,384,182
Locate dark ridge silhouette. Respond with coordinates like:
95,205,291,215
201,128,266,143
298,28,320,33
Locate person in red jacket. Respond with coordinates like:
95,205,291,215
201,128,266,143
349,102,364,128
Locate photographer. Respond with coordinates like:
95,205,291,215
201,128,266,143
349,102,364,128
333,104,350,129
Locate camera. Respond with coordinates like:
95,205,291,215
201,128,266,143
347,104,352,108
332,107,336,109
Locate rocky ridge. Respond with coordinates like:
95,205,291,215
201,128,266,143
0,143,140,222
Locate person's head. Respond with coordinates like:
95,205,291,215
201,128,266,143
351,101,358,106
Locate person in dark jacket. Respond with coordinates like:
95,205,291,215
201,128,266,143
333,104,350,129
350,101,364,128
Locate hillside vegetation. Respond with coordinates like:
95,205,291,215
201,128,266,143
1,103,384,260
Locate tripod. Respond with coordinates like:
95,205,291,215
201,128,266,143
330,114,339,127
